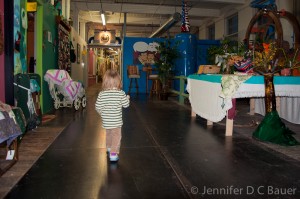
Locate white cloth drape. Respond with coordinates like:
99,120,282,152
187,79,227,122
187,75,300,124
255,97,300,124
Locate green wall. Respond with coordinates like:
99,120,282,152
36,1,58,114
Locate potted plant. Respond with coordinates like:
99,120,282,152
154,39,180,100
277,47,300,76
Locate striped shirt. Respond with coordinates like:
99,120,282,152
95,89,130,129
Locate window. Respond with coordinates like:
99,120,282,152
207,24,215,40
294,0,300,23
227,13,238,39
256,15,276,41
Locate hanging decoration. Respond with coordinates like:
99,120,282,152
58,24,71,73
250,0,277,10
181,0,190,33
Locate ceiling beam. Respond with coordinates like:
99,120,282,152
85,22,198,37
199,0,245,4
72,0,245,4
79,13,204,26
70,0,244,37
74,2,221,17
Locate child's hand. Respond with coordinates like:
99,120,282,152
126,95,130,99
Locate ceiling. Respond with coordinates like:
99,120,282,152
70,0,246,38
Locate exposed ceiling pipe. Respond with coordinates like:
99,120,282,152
149,12,181,38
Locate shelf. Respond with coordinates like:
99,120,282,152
56,16,71,32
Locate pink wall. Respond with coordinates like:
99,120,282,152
0,0,4,102
89,49,94,75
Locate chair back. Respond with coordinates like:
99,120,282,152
127,65,140,78
143,66,158,79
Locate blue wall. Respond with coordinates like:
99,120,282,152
122,36,220,94
174,33,197,76
196,40,221,67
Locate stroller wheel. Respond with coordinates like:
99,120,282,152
74,97,80,110
63,98,68,107
81,96,87,108
54,100,60,109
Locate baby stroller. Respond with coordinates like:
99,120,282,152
44,70,87,110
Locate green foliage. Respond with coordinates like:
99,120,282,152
154,39,180,90
206,38,248,64
207,45,224,64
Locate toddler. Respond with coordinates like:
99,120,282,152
95,69,130,162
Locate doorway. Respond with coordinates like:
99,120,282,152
87,45,121,86
27,12,35,73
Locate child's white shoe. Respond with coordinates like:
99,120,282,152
109,153,119,162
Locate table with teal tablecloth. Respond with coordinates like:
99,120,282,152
187,74,300,136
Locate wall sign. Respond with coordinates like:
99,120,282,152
94,30,116,44
27,2,37,12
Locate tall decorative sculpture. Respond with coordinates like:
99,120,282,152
245,2,299,146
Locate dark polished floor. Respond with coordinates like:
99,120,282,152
3,83,300,199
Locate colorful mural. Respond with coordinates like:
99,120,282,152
132,41,158,65
14,0,27,74
14,1,22,74
122,37,164,93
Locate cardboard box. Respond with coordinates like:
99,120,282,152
198,65,220,74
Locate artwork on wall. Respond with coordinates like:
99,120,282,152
58,24,71,73
133,41,159,65
77,43,81,64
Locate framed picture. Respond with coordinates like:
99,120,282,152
77,43,81,64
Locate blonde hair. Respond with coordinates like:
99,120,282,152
102,69,122,90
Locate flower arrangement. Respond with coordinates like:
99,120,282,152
209,39,250,74
251,41,300,75
252,42,278,74
225,42,253,73
207,39,300,75
277,48,300,70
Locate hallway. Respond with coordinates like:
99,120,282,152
3,84,300,199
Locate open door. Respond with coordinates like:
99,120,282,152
27,12,35,73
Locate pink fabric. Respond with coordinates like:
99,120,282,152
0,54,4,102
44,70,71,85
0,0,4,102
44,70,84,101
89,49,94,75
64,80,82,100
227,98,236,119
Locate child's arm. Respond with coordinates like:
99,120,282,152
95,93,103,114
121,91,130,108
